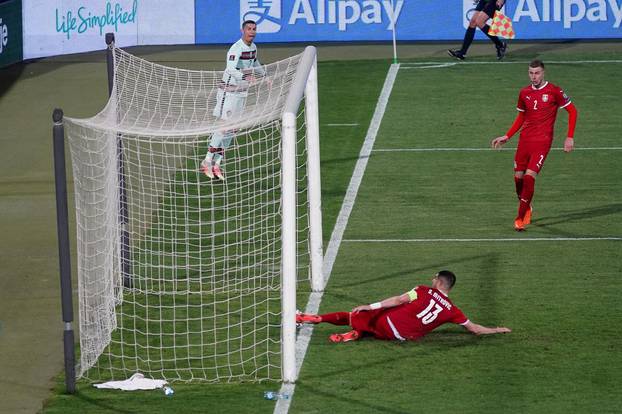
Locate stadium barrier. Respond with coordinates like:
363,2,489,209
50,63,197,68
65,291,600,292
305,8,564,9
8,0,621,61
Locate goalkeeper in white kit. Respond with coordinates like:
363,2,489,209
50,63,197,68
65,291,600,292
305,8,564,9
201,19,265,180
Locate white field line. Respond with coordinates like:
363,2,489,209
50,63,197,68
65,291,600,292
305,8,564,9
274,63,401,414
344,237,622,242
400,60,622,69
325,123,359,126
373,147,622,152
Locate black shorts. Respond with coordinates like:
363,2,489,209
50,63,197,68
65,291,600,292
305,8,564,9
475,0,499,17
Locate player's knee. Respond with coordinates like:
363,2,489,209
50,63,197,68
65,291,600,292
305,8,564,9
525,170,538,178
473,12,487,27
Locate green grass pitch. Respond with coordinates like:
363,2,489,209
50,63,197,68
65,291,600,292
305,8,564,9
42,52,622,413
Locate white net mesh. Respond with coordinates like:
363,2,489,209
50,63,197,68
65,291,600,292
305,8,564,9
65,47,314,382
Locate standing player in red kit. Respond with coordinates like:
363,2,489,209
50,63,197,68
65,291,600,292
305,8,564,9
296,270,511,343
491,60,578,231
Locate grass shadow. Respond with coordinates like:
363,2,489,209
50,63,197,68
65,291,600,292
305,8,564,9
532,203,622,227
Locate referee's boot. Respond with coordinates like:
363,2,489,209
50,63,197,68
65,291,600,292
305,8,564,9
447,49,466,61
496,41,508,60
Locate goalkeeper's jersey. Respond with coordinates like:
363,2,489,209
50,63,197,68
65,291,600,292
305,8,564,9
221,38,263,89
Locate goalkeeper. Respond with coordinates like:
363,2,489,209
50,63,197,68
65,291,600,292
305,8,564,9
201,19,265,180
297,270,511,343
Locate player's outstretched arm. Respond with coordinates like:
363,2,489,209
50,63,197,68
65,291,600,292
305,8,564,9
463,321,512,335
352,293,410,313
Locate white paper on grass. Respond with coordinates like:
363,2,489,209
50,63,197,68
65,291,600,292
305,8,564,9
94,373,167,391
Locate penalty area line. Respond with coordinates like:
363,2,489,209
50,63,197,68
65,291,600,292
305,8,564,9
274,63,401,414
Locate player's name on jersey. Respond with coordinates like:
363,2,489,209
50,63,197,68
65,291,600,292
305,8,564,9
429,290,453,310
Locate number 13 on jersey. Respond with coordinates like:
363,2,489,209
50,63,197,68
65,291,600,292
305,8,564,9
416,299,443,325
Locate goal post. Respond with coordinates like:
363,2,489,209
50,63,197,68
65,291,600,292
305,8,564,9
282,50,322,382
53,41,323,388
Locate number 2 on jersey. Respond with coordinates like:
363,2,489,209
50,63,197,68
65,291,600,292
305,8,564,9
416,299,443,325
533,100,538,110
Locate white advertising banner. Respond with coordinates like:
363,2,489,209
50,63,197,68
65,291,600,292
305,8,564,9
23,0,195,59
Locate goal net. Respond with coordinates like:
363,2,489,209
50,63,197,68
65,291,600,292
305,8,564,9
62,44,322,383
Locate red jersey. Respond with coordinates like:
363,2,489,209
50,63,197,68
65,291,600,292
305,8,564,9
382,285,469,340
517,81,572,144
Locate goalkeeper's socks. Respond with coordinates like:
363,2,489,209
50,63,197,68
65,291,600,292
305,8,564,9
319,312,351,326
518,175,535,220
460,27,476,54
514,176,523,199
482,24,504,48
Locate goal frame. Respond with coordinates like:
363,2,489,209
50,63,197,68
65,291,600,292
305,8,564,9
52,35,323,392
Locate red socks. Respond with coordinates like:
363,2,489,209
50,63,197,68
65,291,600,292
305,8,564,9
518,175,535,219
318,312,351,326
514,176,523,199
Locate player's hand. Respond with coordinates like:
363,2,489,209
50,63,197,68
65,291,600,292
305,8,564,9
491,135,509,149
352,305,371,313
243,73,257,83
563,137,574,153
496,327,512,333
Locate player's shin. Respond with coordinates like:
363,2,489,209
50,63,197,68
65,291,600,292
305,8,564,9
514,176,523,199
517,175,535,220
319,312,351,326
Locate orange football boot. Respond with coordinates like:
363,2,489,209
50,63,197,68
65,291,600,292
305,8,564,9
328,330,360,343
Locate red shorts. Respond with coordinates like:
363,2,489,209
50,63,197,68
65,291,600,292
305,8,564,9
350,310,395,340
514,140,552,173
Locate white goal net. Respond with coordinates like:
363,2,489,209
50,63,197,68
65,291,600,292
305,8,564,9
63,44,322,383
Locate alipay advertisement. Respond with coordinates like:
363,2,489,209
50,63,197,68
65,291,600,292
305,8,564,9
195,0,622,43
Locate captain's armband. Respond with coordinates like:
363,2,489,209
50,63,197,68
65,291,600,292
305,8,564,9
406,288,418,302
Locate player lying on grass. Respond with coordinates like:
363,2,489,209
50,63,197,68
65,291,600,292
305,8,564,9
297,270,511,343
